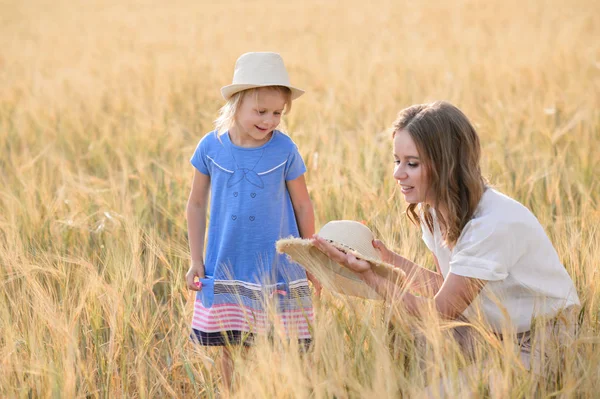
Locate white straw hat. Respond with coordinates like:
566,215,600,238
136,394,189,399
276,220,405,300
220,52,305,100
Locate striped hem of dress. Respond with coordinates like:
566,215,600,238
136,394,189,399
191,302,314,339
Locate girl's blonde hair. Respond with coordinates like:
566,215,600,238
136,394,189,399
214,86,293,136
392,101,486,248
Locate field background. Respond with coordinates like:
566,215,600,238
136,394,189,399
1,0,599,397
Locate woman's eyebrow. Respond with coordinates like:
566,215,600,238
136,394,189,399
394,154,420,160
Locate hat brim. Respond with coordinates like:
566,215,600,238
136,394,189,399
276,238,405,300
221,84,305,101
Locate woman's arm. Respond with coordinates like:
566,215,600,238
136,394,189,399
185,170,210,291
398,273,486,319
312,235,485,319
312,234,403,296
383,249,445,297
287,175,321,295
359,265,485,319
340,236,444,296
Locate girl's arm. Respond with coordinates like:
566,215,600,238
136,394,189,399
286,175,314,238
286,175,321,294
185,170,211,291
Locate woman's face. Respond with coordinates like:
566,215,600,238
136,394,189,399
393,129,431,205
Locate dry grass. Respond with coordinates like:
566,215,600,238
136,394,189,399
1,0,599,397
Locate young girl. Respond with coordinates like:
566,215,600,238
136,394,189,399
185,52,319,392
313,101,580,376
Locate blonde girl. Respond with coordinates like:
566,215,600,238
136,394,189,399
185,52,319,393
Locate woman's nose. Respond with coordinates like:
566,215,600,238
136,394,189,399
394,165,406,180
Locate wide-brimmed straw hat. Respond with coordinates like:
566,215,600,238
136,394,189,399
276,220,405,300
221,52,305,100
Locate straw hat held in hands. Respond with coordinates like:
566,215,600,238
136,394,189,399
277,220,405,299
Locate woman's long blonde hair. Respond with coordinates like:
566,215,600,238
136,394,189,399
392,101,486,248
214,86,293,136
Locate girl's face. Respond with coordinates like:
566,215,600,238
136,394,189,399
230,88,286,147
393,129,432,205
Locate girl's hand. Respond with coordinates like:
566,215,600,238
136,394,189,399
372,239,393,264
311,235,373,275
186,260,205,291
306,271,322,297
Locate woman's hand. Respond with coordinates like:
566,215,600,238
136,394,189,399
372,239,393,264
185,260,205,291
311,235,373,275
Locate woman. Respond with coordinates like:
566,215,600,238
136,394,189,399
312,101,580,373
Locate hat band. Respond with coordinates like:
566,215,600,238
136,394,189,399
326,239,354,255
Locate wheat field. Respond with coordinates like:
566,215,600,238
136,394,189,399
1,0,599,397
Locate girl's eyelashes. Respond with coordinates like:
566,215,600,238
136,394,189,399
256,110,283,116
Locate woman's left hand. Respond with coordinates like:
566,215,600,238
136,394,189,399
311,235,373,275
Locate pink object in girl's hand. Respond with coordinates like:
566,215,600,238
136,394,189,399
195,281,202,289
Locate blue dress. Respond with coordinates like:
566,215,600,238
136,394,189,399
189,130,313,345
